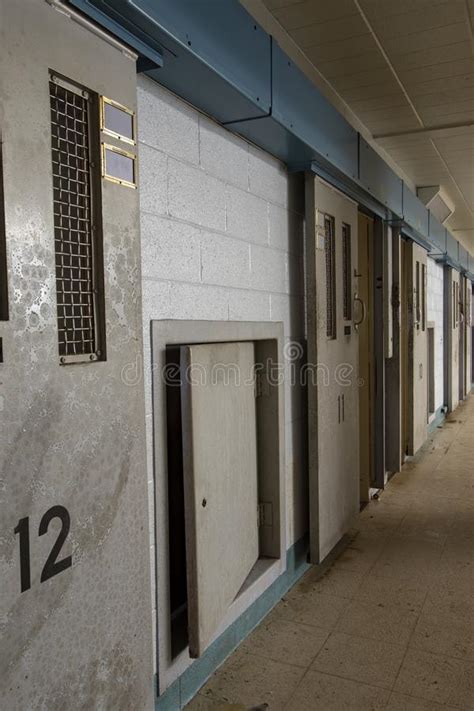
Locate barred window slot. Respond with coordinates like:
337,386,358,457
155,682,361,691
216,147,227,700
0,140,8,321
49,75,105,363
342,223,352,321
325,214,336,340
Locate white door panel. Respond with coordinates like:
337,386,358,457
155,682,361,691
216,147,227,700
306,176,360,563
180,341,259,657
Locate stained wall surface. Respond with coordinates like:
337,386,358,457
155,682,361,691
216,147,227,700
137,75,308,667
0,2,153,709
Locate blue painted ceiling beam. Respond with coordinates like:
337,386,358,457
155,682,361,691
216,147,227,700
67,0,472,276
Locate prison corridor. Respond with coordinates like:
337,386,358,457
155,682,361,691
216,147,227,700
186,397,474,711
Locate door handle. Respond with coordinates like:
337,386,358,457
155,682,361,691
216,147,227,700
341,394,345,422
353,295,366,331
338,395,341,424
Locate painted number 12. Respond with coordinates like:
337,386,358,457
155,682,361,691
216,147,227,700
14,505,72,593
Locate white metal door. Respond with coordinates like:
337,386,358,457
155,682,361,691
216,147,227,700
306,176,360,563
180,341,259,657
407,241,428,454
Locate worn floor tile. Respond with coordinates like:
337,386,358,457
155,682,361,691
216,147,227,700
370,536,443,581
353,572,427,613
200,652,304,710
240,618,328,668
289,565,364,599
185,398,474,711
284,670,391,711
410,597,474,660
385,691,458,710
335,596,419,647
311,631,406,689
277,590,350,631
394,647,474,708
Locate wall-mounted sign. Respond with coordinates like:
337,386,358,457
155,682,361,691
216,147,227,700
102,144,136,189
100,96,135,144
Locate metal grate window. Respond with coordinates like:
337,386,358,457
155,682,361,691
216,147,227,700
342,223,352,321
50,75,105,363
0,140,8,321
421,263,426,331
325,214,336,339
453,283,457,328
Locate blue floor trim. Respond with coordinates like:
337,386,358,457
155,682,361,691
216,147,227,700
156,535,310,710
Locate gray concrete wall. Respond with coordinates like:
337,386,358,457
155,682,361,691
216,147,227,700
137,75,307,674
0,2,153,709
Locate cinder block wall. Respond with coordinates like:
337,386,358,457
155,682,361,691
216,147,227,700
427,257,444,411
137,76,308,658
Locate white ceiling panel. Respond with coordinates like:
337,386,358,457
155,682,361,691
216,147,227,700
357,0,463,19
414,87,474,108
272,0,355,29
304,34,375,63
381,23,469,56
386,42,472,72
290,13,367,49
332,66,397,91
400,59,474,87
259,0,474,249
364,1,465,38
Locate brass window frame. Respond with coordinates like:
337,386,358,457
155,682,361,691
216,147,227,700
101,143,137,189
100,96,136,145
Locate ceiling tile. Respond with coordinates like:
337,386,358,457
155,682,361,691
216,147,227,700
358,0,462,19
304,34,375,63
387,41,472,71
331,66,395,91
290,14,368,49
315,50,387,79
382,23,469,56
408,73,474,98
399,59,474,87
272,0,356,30
363,0,465,38
415,87,474,108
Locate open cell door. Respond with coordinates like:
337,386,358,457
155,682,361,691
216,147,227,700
180,341,259,658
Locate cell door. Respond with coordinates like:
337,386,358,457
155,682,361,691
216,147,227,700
465,285,472,395
459,275,465,401
357,213,374,504
447,268,460,412
180,341,259,657
305,175,360,563
400,239,409,460
406,241,428,455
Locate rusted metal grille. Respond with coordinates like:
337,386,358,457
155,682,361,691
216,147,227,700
325,214,336,339
50,78,101,362
342,223,352,321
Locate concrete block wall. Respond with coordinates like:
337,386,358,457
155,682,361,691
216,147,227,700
137,76,307,659
427,257,444,412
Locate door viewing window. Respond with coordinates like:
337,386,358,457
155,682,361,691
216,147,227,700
342,222,352,321
49,73,105,363
325,214,336,339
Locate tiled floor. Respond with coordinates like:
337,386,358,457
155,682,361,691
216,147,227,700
185,397,474,711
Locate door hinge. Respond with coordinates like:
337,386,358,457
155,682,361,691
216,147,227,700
257,502,273,527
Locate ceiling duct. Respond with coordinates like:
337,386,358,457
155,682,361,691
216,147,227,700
417,186,455,225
